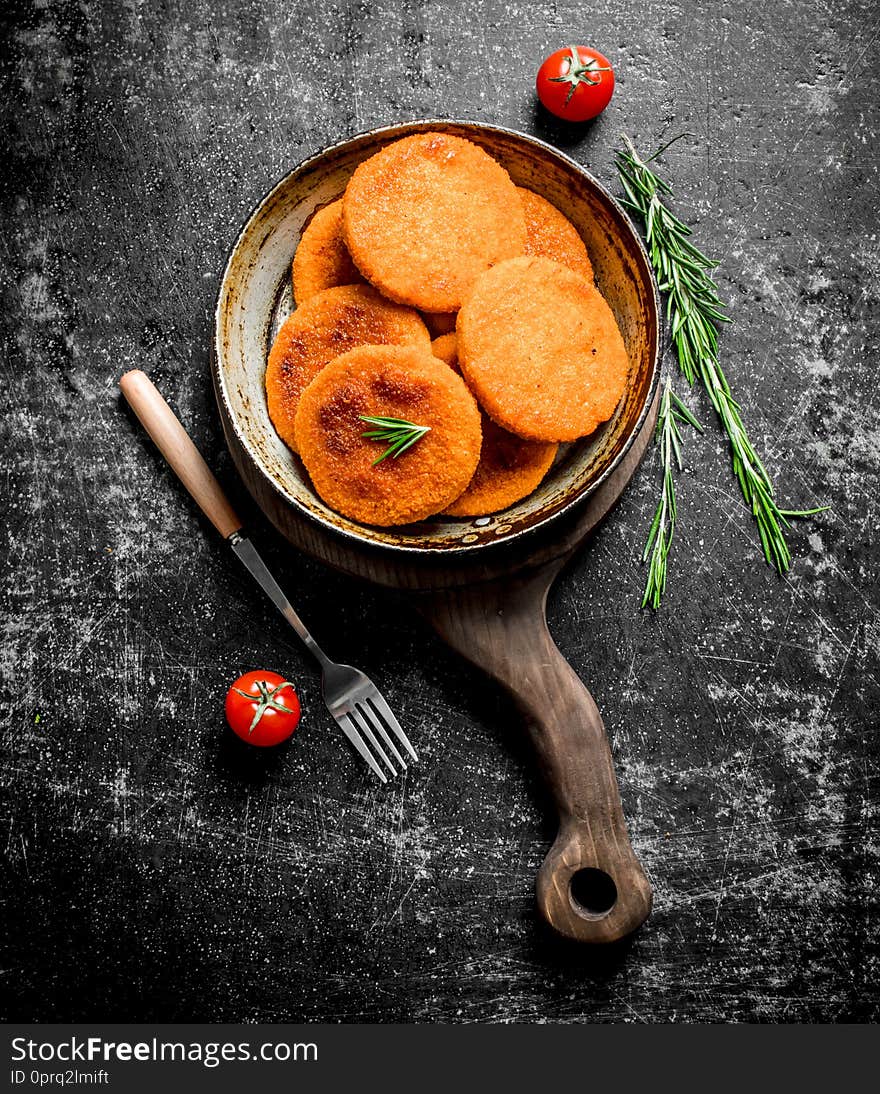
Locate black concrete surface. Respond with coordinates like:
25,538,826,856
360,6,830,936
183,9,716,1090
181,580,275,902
2,0,878,1022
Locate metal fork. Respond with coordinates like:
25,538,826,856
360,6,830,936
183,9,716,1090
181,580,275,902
230,532,416,781
120,369,417,782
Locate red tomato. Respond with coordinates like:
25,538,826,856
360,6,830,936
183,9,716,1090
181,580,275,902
225,670,301,747
536,45,615,122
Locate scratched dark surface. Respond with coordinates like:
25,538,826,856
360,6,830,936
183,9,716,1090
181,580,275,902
2,0,878,1023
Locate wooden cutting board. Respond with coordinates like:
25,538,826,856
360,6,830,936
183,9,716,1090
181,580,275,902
418,390,658,943
225,384,659,943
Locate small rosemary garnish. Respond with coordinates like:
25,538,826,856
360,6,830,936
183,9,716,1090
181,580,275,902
360,415,431,465
617,134,827,602
642,377,702,609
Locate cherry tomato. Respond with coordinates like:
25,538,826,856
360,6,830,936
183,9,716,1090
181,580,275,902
225,670,301,747
536,45,615,122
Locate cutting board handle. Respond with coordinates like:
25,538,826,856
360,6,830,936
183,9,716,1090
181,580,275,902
422,567,652,944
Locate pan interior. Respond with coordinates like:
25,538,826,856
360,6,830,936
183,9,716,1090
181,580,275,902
213,122,658,554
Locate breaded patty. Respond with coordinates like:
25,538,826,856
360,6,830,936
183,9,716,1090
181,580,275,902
430,332,459,367
457,256,629,442
266,285,430,453
518,187,594,282
429,333,558,516
294,345,482,526
342,132,526,313
444,416,557,517
292,200,365,304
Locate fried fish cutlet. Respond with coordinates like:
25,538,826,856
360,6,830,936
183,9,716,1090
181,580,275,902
430,332,459,367
518,187,594,282
429,333,558,516
291,199,365,304
342,132,527,313
266,285,430,453
457,256,629,443
294,345,482,526
444,416,557,517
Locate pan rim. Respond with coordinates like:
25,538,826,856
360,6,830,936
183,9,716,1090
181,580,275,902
212,118,661,558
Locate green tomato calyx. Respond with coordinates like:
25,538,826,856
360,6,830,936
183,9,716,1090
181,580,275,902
548,46,611,105
233,679,296,734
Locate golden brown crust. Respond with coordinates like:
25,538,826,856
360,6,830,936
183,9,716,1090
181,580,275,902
429,332,558,515
518,187,594,282
430,332,459,367
265,285,430,453
342,133,526,313
292,200,365,304
294,345,482,526
444,415,557,517
457,256,630,442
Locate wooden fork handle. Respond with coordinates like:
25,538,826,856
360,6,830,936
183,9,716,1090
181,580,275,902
120,369,242,539
422,567,652,944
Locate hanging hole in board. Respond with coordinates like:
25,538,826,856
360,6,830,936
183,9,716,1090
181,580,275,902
570,868,618,917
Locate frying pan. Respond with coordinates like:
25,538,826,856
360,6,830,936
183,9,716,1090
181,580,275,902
212,121,660,943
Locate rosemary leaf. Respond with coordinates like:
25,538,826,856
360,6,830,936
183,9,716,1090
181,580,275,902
617,134,828,603
360,415,431,465
640,377,702,610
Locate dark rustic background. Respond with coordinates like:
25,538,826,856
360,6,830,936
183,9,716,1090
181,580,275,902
2,0,878,1022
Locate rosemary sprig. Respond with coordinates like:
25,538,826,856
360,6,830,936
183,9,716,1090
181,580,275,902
617,134,827,588
360,415,431,465
642,377,703,609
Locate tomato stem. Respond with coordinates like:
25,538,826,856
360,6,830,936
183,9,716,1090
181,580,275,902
548,45,612,105
234,679,296,734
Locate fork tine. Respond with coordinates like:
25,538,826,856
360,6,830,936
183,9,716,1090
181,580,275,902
358,700,406,769
349,706,396,776
337,712,387,783
368,691,419,762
